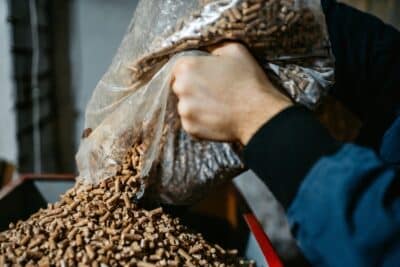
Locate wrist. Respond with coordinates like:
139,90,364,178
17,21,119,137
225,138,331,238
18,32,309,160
236,90,292,145
242,106,341,209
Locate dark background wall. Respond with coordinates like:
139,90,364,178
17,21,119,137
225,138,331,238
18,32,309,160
343,0,400,28
8,0,61,172
4,0,139,173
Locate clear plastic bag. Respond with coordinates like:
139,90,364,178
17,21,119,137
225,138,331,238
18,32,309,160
76,0,334,205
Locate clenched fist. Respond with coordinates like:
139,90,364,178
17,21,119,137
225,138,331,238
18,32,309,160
171,43,292,145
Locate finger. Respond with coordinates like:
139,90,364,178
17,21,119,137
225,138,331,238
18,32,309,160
204,42,230,53
181,118,200,137
171,56,198,76
181,119,214,141
171,58,198,96
210,42,249,58
177,98,197,119
182,118,227,142
171,74,190,97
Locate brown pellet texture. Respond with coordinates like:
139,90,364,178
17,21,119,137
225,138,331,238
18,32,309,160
130,0,328,100
0,142,254,266
81,128,93,139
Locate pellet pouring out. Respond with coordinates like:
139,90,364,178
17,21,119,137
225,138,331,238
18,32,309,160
0,0,335,266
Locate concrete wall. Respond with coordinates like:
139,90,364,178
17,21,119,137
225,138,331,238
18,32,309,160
70,0,138,147
0,1,17,164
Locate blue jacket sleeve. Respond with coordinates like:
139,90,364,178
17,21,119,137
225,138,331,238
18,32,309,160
243,106,400,267
243,1,400,265
288,145,400,267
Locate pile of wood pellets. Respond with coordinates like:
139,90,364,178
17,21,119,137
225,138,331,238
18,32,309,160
0,142,253,266
1,1,328,265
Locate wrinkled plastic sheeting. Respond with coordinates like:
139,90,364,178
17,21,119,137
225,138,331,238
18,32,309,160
76,50,244,205
76,0,334,205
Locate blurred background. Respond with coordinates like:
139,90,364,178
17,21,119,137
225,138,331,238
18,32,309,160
0,0,399,263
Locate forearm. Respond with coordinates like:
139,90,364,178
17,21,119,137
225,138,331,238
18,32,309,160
243,105,341,208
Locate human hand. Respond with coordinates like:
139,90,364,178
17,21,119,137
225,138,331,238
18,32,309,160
171,42,292,145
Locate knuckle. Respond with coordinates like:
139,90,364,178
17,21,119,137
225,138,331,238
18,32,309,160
177,100,193,117
213,42,247,57
174,57,196,74
181,119,195,134
172,75,190,96
172,79,185,95
226,42,245,53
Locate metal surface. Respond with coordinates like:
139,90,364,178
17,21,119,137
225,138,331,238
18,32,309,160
244,213,284,267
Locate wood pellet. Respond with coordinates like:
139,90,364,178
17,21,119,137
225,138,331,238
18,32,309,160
0,1,326,265
0,141,254,267
129,0,327,99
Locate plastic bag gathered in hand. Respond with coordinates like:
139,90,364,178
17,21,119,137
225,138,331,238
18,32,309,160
76,0,334,205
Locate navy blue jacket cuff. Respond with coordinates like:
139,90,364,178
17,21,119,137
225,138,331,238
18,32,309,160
243,106,342,208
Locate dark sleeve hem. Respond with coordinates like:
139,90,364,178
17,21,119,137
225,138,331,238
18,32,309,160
243,105,342,209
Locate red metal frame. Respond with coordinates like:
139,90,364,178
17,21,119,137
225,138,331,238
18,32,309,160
244,213,284,267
